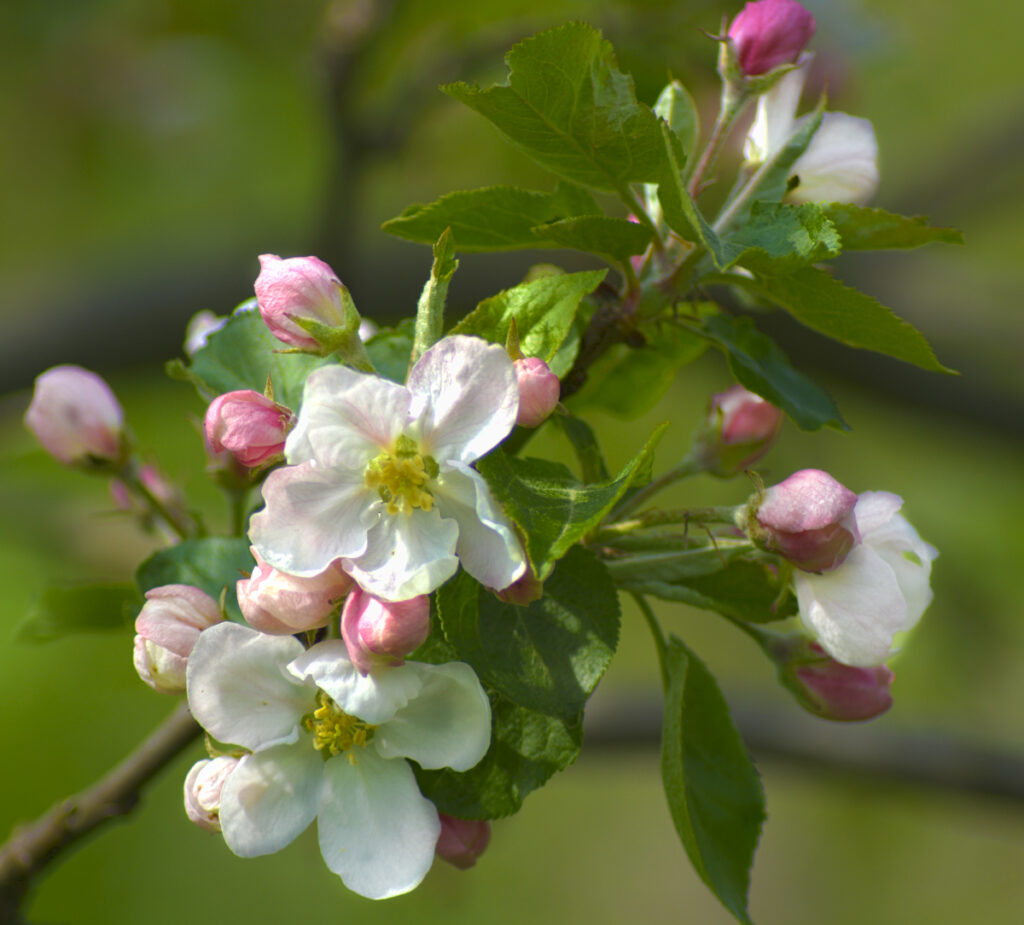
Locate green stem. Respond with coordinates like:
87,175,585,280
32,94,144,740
617,184,664,253
594,505,742,541
612,452,704,521
631,593,669,690
119,462,196,542
686,87,751,198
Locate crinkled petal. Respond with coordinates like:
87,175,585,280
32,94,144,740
287,640,424,725
795,544,907,667
852,490,904,535
250,462,376,576
219,745,323,857
434,463,526,591
289,366,413,468
375,661,491,771
745,61,806,162
407,336,518,465
317,749,440,900
343,507,459,602
187,623,314,750
789,112,879,205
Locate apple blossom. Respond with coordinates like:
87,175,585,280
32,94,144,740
727,0,816,77
435,815,491,869
341,588,430,674
204,390,293,468
184,756,241,832
250,334,526,601
514,357,560,428
186,622,491,899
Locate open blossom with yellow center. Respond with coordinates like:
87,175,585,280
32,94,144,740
186,622,491,899
250,335,527,601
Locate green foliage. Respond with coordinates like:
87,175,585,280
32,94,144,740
700,314,846,431
452,270,606,362
411,228,458,366
556,414,611,482
437,548,620,720
725,202,841,271
661,636,765,925
478,424,666,579
365,318,416,384
536,216,653,264
17,584,141,642
823,204,964,250
654,79,700,162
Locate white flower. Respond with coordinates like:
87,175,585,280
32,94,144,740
250,334,526,601
794,491,937,667
745,62,879,205
186,622,491,899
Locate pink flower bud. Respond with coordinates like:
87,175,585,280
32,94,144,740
514,357,560,428
727,0,816,77
435,814,491,869
254,254,351,349
24,365,125,467
753,469,860,571
204,390,292,468
133,585,223,693
341,587,430,674
237,548,352,635
694,385,782,476
184,756,240,832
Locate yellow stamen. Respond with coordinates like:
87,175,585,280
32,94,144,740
303,692,377,762
364,443,438,515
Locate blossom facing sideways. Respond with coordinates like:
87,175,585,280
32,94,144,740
255,254,354,350
186,622,491,899
204,390,293,469
250,335,526,601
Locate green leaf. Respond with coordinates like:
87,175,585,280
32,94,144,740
700,313,846,431
822,204,964,251
185,309,334,409
731,266,953,373
723,201,841,272
661,636,765,925
411,228,458,367
381,183,601,251
437,548,620,720
444,22,667,193
534,216,653,264
654,79,700,163
17,584,141,643
556,414,610,482
136,538,254,621
548,321,582,378
571,323,708,418
365,318,415,384
452,270,606,363
477,424,666,579
414,693,582,820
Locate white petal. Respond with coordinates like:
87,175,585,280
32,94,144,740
219,745,324,857
250,462,376,576
744,62,806,162
434,464,526,590
789,112,879,205
795,544,907,667
407,336,518,465
343,507,459,601
317,749,440,900
864,515,937,630
852,490,904,535
375,660,491,771
290,365,413,468
187,623,314,751
287,640,425,725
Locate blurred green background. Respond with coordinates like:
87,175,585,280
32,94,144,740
2,0,1023,923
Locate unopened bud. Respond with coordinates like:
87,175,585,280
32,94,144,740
133,585,223,693
237,548,352,635
184,756,240,832
727,0,816,77
693,385,782,476
341,587,430,674
24,365,125,468
751,469,860,571
204,390,292,468
254,254,354,350
514,357,560,428
435,814,491,869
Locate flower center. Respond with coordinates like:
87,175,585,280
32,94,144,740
304,691,377,763
364,435,439,515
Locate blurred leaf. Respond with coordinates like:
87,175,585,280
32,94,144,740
136,539,254,621
17,584,141,643
365,319,415,384
726,202,841,271
534,216,653,263
556,414,610,482
662,636,765,925
654,79,700,162
444,22,666,193
478,424,666,579
452,270,606,362
382,183,600,251
822,204,964,250
548,322,582,378
411,228,458,366
700,314,846,431
437,548,620,720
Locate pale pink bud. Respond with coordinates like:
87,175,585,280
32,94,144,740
435,814,491,869
514,357,560,428
728,0,816,76
184,756,240,832
204,390,292,468
341,587,430,674
754,469,860,571
24,365,125,467
695,385,782,476
780,640,893,721
133,584,223,693
237,548,352,635
254,254,350,349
